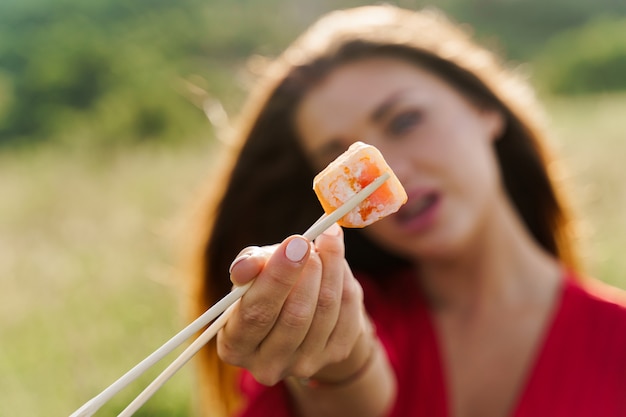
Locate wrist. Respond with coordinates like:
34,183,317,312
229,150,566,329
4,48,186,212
285,321,397,417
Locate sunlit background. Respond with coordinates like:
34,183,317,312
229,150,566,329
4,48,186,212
1,0,626,415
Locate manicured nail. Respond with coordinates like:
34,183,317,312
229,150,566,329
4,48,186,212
229,253,251,274
322,222,342,236
285,237,309,263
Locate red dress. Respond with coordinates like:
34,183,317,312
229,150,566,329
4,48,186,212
235,270,626,417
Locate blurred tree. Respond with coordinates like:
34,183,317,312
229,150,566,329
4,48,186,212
0,0,297,148
0,0,625,148
446,0,626,60
534,16,626,94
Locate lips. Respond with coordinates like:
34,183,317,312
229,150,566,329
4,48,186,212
395,189,440,232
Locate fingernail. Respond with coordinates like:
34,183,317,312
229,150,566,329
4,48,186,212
285,237,309,263
322,222,342,236
229,253,251,274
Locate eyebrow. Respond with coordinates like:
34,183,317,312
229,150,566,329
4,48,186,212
311,139,346,162
311,90,411,161
370,90,407,122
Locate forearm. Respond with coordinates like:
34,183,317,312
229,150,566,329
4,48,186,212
285,335,397,417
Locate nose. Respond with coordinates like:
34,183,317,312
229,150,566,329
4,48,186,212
376,145,414,186
359,130,416,185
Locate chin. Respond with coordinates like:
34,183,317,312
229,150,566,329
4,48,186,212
391,228,474,263
364,215,476,260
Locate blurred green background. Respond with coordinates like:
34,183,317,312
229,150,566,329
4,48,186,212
1,0,625,415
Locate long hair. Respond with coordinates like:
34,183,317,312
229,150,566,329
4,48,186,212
184,5,580,416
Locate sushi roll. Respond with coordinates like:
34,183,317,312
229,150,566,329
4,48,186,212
313,142,407,228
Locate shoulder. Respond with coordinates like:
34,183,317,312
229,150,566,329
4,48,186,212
581,277,626,309
569,271,626,315
563,270,626,337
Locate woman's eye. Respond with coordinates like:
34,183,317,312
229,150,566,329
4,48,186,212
388,110,422,136
311,140,348,170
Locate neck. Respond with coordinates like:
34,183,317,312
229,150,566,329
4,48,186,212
415,198,562,315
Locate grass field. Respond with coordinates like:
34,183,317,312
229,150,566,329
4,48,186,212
546,92,626,288
1,93,625,416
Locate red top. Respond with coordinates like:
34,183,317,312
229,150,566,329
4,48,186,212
235,270,626,417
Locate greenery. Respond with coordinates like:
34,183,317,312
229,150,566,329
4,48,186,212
1,0,626,148
443,0,626,60
0,142,216,416
534,16,626,94
1,1,626,416
0,0,297,148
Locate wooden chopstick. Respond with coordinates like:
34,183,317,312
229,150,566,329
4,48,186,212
118,301,240,416
68,283,251,417
114,172,392,415
302,172,389,240
69,172,390,417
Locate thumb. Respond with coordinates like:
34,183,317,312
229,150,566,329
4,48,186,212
229,246,269,286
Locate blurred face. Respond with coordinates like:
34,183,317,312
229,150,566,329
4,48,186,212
295,57,505,261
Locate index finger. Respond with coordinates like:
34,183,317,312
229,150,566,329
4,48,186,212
219,235,311,355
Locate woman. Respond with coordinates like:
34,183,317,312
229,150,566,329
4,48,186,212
186,5,626,417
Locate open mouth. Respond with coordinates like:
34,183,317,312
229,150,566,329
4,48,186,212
397,192,439,223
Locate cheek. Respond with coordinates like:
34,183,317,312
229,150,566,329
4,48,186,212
359,217,422,259
434,111,501,192
447,152,503,252
446,146,501,219
360,218,400,248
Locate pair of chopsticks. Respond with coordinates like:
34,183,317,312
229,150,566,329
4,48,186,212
70,172,390,417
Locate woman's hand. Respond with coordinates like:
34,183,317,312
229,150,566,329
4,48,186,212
218,223,370,386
